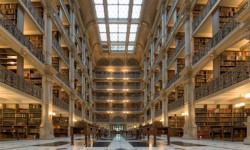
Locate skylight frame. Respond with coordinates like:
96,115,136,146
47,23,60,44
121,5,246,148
93,0,143,53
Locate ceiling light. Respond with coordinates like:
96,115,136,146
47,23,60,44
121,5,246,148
235,103,245,108
245,93,250,98
181,112,188,116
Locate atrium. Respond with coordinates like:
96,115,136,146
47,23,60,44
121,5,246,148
0,0,250,149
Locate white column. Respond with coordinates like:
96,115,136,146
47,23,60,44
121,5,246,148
40,74,54,139
161,5,166,43
68,95,75,136
150,105,155,123
162,96,168,127
244,116,250,144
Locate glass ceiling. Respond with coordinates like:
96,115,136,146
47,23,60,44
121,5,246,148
94,0,143,52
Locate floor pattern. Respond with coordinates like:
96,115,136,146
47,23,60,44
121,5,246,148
0,135,250,150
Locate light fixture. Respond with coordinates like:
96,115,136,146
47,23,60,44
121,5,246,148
181,112,188,116
49,112,56,116
160,118,163,122
245,93,250,98
73,119,77,122
235,103,245,108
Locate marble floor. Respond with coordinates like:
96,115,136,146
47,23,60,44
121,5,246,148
0,135,250,150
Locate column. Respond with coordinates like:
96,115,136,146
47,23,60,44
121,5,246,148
212,8,220,78
144,111,147,124
150,37,154,66
182,78,197,139
161,4,166,43
16,6,24,32
150,105,155,123
151,74,155,100
162,96,168,127
68,94,75,136
16,54,24,76
40,74,54,139
244,116,250,144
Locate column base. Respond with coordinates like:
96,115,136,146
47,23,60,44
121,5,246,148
244,137,250,145
40,124,55,140
182,124,197,139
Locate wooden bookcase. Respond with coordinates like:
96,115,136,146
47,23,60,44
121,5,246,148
177,58,185,73
195,70,213,88
0,104,41,139
23,69,42,87
195,104,249,141
32,2,44,18
26,35,43,52
220,51,250,74
0,4,18,25
193,4,205,20
168,116,184,137
53,116,68,137
219,7,239,29
194,37,211,55
52,57,59,71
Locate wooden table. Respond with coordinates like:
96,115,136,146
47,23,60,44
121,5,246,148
70,126,99,145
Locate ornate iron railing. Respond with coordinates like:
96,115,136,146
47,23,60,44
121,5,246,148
192,2,248,65
168,97,184,112
0,11,44,63
21,0,44,29
60,0,70,20
193,0,217,31
0,65,42,99
154,92,160,99
195,64,250,100
53,96,69,111
165,74,180,89
75,109,82,117
56,73,70,87
155,110,162,117
52,37,70,65
154,71,162,83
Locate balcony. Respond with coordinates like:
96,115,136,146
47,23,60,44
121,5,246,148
165,74,180,89
192,2,248,65
59,0,70,21
0,65,42,99
94,73,110,78
53,96,69,111
195,64,250,101
154,71,162,83
75,69,82,82
168,97,184,112
166,0,178,25
193,0,217,32
75,109,82,117
52,38,70,65
0,11,44,63
154,92,160,99
155,110,162,117
56,73,70,87
20,0,44,29
125,73,141,79
95,107,142,112
94,118,142,123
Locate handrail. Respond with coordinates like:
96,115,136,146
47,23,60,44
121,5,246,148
20,0,44,29
56,72,70,87
53,96,69,111
192,2,248,65
168,97,184,112
195,64,250,100
165,74,180,89
0,11,44,63
0,65,42,99
52,37,70,65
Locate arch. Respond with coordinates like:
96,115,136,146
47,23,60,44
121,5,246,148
97,59,109,66
112,116,124,122
127,59,139,66
112,59,124,66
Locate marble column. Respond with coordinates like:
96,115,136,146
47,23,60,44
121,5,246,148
39,74,54,139
162,96,168,127
244,116,250,144
151,104,155,123
68,94,75,136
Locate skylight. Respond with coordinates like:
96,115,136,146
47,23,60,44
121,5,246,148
93,0,143,52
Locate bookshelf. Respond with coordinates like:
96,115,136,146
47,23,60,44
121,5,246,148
195,104,249,141
23,69,42,87
0,4,18,25
177,58,185,73
52,57,59,71
220,51,250,74
0,104,41,139
26,35,43,52
219,7,239,29
194,37,211,55
32,2,43,18
195,70,213,88
193,4,205,20
168,116,184,137
53,116,68,137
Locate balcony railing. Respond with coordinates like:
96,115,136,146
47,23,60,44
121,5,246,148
77,92,83,100
154,71,162,83
155,110,162,117
53,96,69,111
21,0,44,29
94,118,142,123
168,97,184,112
60,0,70,21
125,73,141,78
95,85,141,90
94,74,111,78
166,0,178,24
165,74,180,89
75,109,82,117
193,0,217,31
154,92,160,99
195,64,250,101
192,2,248,65
0,11,44,63
52,38,70,65
94,96,142,101
95,108,142,112
0,65,42,99
56,73,70,87
75,69,82,81
174,39,185,57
